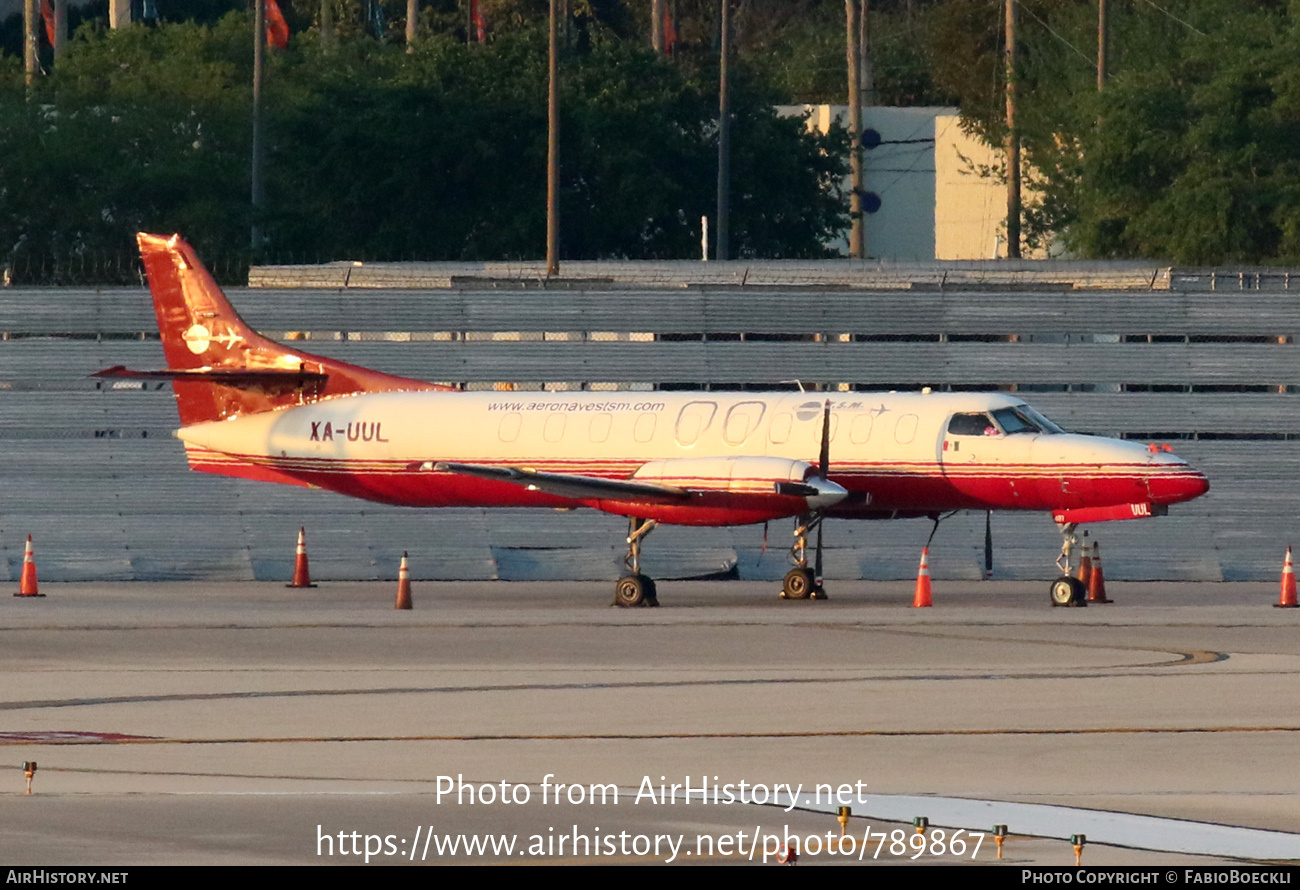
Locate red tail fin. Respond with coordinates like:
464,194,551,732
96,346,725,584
134,233,446,426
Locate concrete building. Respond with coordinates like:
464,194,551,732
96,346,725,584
780,105,1044,261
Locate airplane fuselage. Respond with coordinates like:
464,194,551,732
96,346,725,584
177,389,1207,526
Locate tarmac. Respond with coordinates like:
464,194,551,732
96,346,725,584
2,578,1299,866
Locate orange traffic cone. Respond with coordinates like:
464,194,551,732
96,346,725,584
912,547,933,608
395,552,413,610
14,535,43,598
1076,543,1093,587
286,527,316,589
1277,546,1298,608
1087,541,1112,603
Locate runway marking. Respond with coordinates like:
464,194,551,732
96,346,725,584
0,655,1235,713
820,625,1229,667
5,725,1300,746
0,731,154,743
2,619,1295,633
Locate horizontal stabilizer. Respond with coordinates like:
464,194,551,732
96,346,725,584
433,462,689,504
94,365,329,386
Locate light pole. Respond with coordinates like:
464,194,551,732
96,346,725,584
546,0,560,276
716,0,731,262
251,0,265,250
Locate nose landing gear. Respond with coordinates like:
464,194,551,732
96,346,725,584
1051,522,1088,607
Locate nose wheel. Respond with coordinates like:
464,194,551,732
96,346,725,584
614,517,660,608
1050,575,1086,607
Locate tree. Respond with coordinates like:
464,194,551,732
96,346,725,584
926,0,1300,263
1,14,846,278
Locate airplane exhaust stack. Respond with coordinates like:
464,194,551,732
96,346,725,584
1087,541,1112,603
395,552,413,610
912,547,933,608
14,535,43,598
286,527,316,589
1276,546,1298,608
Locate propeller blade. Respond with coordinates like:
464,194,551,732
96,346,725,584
984,510,993,580
819,399,831,481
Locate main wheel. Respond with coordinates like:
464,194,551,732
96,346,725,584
781,567,815,599
643,576,659,608
1050,576,1086,607
615,574,647,608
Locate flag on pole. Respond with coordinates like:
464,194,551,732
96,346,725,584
39,0,56,46
266,0,290,49
470,0,486,42
662,2,677,56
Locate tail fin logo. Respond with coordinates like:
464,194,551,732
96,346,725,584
182,323,243,355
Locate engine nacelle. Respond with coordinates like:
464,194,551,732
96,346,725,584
631,456,848,510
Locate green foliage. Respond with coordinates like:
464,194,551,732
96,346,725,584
2,12,846,275
928,0,1300,263
1070,3,1300,263
0,16,254,269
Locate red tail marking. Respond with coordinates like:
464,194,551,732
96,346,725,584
136,233,448,426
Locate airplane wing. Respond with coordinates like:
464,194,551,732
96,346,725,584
433,457,848,517
433,462,690,504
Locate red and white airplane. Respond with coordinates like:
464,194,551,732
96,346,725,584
100,233,1210,607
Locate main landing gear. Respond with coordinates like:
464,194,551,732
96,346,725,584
614,517,660,608
1050,522,1088,607
781,513,828,600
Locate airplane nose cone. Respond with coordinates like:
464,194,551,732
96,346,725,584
1147,468,1210,504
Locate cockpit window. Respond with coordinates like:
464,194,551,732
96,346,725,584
947,413,997,436
1016,404,1065,434
992,405,1064,435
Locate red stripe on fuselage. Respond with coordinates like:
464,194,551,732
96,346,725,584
184,449,1205,519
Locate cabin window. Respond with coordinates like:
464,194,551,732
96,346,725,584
895,413,918,444
675,400,717,446
498,413,522,443
807,412,839,444
634,413,657,443
724,401,766,445
850,414,873,444
544,413,566,443
589,413,612,443
769,413,793,444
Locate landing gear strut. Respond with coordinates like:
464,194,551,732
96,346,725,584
614,517,659,608
1050,522,1087,607
781,513,827,600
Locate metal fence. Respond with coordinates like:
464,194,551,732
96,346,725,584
2,279,1298,585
